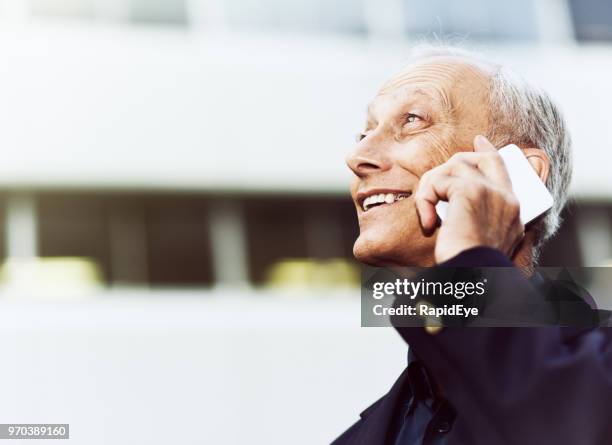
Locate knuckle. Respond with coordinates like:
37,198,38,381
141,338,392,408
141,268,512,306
483,151,502,166
414,184,429,200
449,152,467,163
421,168,441,186
420,169,433,182
415,182,427,197
455,159,472,171
463,186,480,200
468,181,486,196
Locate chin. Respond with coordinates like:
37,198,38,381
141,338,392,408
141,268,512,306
353,225,436,267
352,235,393,266
352,231,431,267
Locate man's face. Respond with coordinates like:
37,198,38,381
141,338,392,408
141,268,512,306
347,57,492,266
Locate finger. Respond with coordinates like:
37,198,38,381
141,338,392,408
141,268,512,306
434,156,484,181
448,151,512,187
473,134,497,153
415,173,464,230
415,196,437,231
416,165,471,229
415,170,439,229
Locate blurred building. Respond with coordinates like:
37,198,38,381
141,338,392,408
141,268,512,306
0,0,609,290
0,2,612,445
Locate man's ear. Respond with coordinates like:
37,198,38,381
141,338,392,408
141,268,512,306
521,148,550,184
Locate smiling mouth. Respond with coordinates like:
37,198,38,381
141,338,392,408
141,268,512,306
361,192,412,212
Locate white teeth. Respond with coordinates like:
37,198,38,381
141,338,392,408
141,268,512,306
363,195,375,210
362,192,411,211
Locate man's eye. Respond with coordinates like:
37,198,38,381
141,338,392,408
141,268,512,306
356,132,367,142
406,114,421,124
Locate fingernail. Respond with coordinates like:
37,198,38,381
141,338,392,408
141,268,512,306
474,134,488,147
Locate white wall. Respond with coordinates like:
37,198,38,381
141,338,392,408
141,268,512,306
0,24,610,197
0,291,407,444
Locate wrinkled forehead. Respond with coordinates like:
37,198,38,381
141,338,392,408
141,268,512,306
369,57,493,120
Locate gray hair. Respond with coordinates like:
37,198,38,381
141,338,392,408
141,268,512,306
407,45,573,255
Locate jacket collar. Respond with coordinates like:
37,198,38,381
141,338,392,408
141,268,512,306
353,365,412,444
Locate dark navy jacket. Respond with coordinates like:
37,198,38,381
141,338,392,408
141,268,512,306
331,247,612,445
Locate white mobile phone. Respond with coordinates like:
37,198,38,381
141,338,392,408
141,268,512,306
435,144,554,225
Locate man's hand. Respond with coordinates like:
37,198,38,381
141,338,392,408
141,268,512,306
415,135,525,264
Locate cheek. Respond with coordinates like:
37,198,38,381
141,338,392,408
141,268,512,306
350,177,359,198
394,130,458,176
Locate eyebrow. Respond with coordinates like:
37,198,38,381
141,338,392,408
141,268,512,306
366,88,442,120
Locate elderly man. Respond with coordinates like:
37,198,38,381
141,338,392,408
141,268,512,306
333,46,612,444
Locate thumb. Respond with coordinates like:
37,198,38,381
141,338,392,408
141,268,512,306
473,134,497,153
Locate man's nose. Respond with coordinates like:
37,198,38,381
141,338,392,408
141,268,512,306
346,140,391,178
